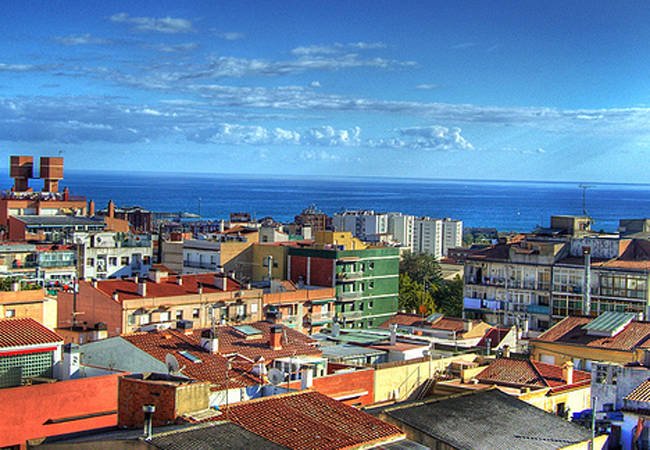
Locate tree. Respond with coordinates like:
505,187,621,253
399,273,436,314
400,252,443,288
433,274,464,317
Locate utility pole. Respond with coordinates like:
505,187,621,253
579,184,593,216
591,395,597,449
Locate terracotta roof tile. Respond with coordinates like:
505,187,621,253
625,379,650,403
224,391,403,450
380,313,476,334
476,358,590,390
0,318,63,348
122,330,258,389
534,316,650,351
477,327,511,347
94,273,243,302
191,321,321,362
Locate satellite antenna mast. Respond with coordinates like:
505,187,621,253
579,184,593,216
165,353,181,375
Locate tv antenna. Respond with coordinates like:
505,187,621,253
267,368,285,386
579,184,593,216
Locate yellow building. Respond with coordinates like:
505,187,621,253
0,288,57,330
314,231,367,250
529,312,650,369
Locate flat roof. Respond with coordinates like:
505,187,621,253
13,215,105,227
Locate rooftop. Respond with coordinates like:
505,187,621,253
373,389,594,450
534,315,650,351
12,215,104,227
476,327,512,348
191,321,321,361
0,317,63,349
149,422,288,450
625,379,650,403
223,391,404,450
93,273,243,302
122,330,258,389
476,358,590,391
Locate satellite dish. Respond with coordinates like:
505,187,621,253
267,368,285,386
166,353,180,374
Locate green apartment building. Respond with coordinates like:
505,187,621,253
288,246,399,328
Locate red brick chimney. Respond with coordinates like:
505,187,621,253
270,325,283,350
108,200,115,218
88,199,95,217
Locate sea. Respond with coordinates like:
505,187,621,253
10,171,650,233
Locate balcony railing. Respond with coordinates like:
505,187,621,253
340,310,364,320
527,304,551,315
183,261,217,270
309,313,334,325
339,291,362,299
336,271,363,281
463,297,502,311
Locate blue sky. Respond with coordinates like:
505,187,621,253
2,1,650,182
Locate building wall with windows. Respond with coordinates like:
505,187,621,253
413,218,443,259
288,246,399,328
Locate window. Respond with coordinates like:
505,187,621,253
368,262,375,270
251,303,258,313
128,314,136,325
109,257,117,266
139,314,150,325
86,258,94,267
160,311,170,322
368,301,374,309
595,366,608,384
175,310,183,320
192,308,200,319
143,256,151,265
556,402,566,418
5,309,15,318
121,256,129,265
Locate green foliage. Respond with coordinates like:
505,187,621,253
399,253,464,317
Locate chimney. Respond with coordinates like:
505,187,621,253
643,349,650,367
92,279,98,288
11,281,20,292
138,281,147,297
301,366,314,389
59,343,80,380
198,283,203,295
390,323,398,345
177,319,193,335
134,275,139,284
214,274,227,291
142,404,155,440
10,155,33,192
108,200,115,218
88,200,95,217
40,156,63,192
63,186,70,201
270,325,283,350
562,361,574,385
199,329,219,353
502,344,511,358
112,291,119,302
176,276,183,286
463,320,472,333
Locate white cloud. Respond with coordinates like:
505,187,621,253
291,41,387,56
372,126,474,151
304,126,361,146
215,31,245,41
148,42,199,53
54,34,111,46
109,12,194,34
415,84,438,90
310,81,321,88
0,63,48,72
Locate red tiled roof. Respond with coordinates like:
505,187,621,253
0,318,63,348
192,321,321,362
224,391,403,450
534,316,650,351
380,313,474,334
625,379,650,403
466,243,511,261
122,330,258,389
94,273,243,302
476,358,590,390
477,327,512,348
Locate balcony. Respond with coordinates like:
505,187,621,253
336,271,363,282
183,261,217,270
339,291,362,300
340,310,364,320
527,304,551,315
309,312,334,325
463,297,502,312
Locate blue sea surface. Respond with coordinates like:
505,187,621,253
14,171,650,232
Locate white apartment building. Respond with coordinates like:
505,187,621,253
442,218,463,256
333,210,388,241
387,213,415,251
74,231,153,280
413,217,443,259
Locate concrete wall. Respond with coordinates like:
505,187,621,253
58,282,123,336
373,354,478,403
0,374,120,448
